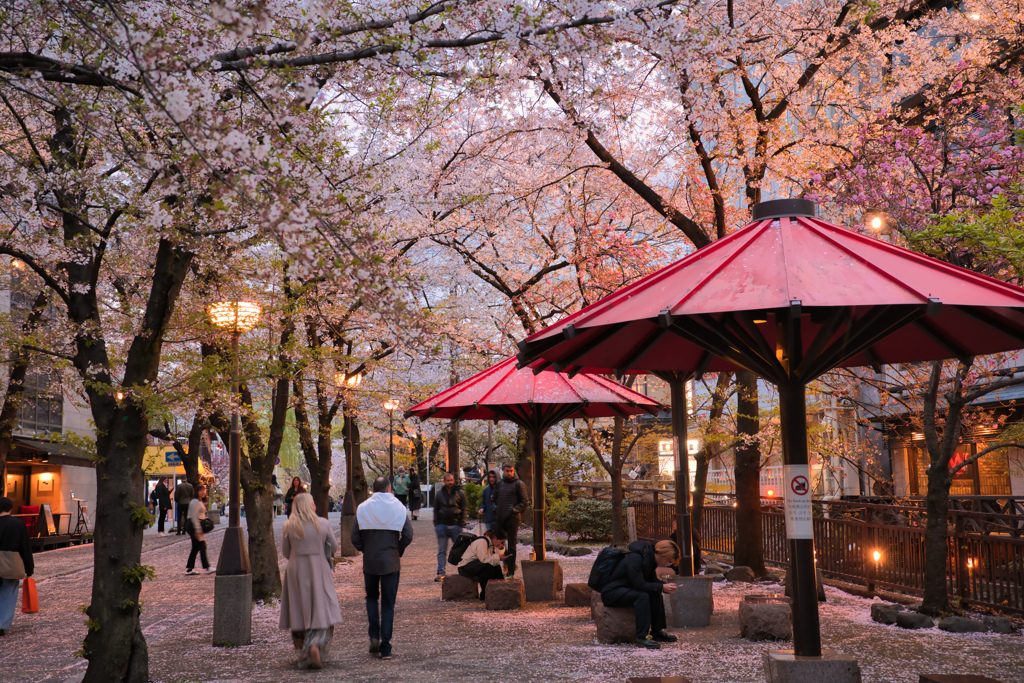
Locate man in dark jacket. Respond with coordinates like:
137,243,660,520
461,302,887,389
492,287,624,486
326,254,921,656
432,472,466,581
491,463,529,577
173,479,193,535
151,477,173,536
601,540,680,649
0,496,34,636
352,477,413,660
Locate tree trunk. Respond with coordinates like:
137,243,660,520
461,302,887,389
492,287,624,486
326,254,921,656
610,416,627,545
733,371,766,574
346,416,369,505
242,482,280,599
610,466,625,545
921,468,952,614
83,418,151,682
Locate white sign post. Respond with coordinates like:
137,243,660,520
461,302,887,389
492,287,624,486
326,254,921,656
783,464,813,539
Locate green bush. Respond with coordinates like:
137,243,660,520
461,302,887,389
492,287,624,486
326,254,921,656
547,484,570,525
549,497,614,541
463,482,483,519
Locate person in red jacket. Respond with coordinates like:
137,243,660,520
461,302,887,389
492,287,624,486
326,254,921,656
0,496,34,636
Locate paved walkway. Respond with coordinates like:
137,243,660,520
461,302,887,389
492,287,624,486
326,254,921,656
2,514,1022,682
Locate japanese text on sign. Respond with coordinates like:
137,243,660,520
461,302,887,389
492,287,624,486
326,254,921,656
783,464,813,539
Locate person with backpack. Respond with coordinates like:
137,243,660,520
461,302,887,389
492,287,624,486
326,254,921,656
457,528,508,600
491,462,529,578
600,540,680,649
432,472,467,581
478,468,499,532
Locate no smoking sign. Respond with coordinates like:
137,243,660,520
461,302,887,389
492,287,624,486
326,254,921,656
784,465,813,539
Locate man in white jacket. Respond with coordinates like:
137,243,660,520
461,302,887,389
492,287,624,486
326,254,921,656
457,529,508,600
351,477,413,661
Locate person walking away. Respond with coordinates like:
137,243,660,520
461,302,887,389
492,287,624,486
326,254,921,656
351,477,413,660
407,469,422,520
491,462,529,578
432,472,466,581
280,493,343,669
284,477,305,517
153,477,172,536
272,474,285,516
0,496,33,636
184,484,214,575
478,468,499,532
601,540,680,649
457,528,507,600
392,467,410,507
173,478,194,535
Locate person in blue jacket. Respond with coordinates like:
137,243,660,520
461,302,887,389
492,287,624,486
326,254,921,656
477,468,499,532
601,540,680,649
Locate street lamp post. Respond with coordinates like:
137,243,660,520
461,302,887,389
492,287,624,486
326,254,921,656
383,399,399,479
208,300,260,647
337,372,361,557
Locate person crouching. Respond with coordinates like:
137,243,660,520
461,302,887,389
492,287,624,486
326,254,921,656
601,540,680,649
457,529,508,600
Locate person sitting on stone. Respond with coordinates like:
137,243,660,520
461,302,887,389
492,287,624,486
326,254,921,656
601,540,680,649
456,528,508,600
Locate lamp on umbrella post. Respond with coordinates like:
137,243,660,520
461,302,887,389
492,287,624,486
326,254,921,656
207,300,260,647
383,399,399,479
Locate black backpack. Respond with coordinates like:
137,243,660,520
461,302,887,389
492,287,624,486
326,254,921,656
587,546,626,591
447,531,481,565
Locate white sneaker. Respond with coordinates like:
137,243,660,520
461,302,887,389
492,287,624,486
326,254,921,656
205,567,217,574
157,532,166,537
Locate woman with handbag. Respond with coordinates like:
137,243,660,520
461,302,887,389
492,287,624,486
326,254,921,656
185,484,215,575
0,496,34,636
279,493,343,670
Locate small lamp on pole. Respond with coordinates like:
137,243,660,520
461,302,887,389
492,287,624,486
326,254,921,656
207,299,260,647
383,399,399,479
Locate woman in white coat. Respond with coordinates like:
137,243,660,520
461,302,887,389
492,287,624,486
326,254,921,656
279,493,343,669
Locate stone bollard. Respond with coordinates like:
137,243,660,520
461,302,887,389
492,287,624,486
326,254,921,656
591,590,636,643
764,649,861,683
485,579,525,611
520,559,563,602
564,582,593,607
441,574,479,601
665,575,714,628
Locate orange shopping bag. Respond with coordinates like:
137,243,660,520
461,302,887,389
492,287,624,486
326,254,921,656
21,577,38,613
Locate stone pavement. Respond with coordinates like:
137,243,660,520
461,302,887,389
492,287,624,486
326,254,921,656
1,514,1022,683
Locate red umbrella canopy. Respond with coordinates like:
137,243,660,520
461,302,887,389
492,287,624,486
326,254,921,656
404,356,662,430
518,200,1024,383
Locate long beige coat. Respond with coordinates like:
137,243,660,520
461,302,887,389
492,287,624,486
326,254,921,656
279,518,343,631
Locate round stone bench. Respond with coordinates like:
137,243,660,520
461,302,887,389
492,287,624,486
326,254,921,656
590,590,636,643
564,582,593,607
485,579,525,611
739,597,792,641
441,573,479,601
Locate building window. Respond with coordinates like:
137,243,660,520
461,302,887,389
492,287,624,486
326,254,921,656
15,370,63,435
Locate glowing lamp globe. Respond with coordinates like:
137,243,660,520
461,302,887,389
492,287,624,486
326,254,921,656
383,399,399,411
335,372,362,389
208,301,261,332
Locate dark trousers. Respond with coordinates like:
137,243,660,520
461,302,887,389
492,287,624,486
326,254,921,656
458,560,504,598
498,515,520,575
602,586,666,639
364,571,400,656
176,505,188,534
396,493,408,507
186,529,209,570
157,505,170,533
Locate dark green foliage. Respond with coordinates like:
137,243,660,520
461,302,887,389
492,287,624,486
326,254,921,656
463,481,482,519
549,498,613,541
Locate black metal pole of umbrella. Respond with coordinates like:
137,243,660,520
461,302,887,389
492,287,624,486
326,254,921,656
661,373,694,577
